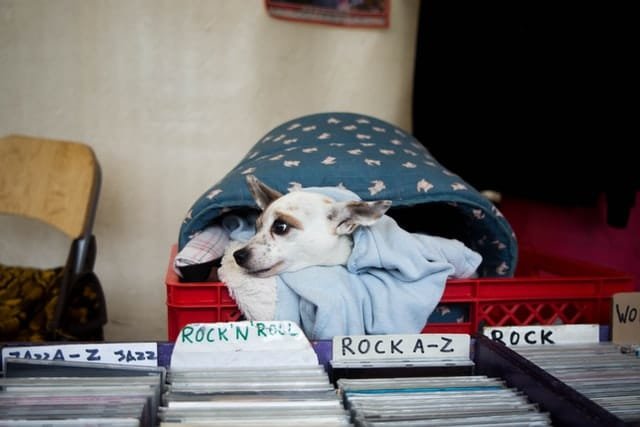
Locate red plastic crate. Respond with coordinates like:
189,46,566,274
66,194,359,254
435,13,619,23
165,245,634,341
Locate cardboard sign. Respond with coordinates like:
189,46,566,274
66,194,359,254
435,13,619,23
612,292,640,345
483,324,599,347
170,321,318,371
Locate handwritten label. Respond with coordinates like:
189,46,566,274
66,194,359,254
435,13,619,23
612,292,640,345
170,321,318,370
2,343,158,366
332,334,470,363
483,324,599,347
178,320,301,343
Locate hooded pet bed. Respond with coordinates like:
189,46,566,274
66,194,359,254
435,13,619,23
179,112,517,278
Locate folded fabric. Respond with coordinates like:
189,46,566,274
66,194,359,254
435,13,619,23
221,213,258,242
275,214,481,339
173,226,229,275
174,213,258,279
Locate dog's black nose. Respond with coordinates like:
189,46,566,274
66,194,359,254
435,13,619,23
233,248,250,267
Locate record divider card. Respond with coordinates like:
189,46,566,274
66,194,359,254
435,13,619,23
170,320,319,370
329,333,474,382
611,291,640,346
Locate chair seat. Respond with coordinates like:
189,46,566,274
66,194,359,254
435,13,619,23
0,262,105,341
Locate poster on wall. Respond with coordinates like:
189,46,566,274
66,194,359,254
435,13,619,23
265,0,389,28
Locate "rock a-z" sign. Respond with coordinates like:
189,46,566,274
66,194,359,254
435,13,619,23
332,333,470,362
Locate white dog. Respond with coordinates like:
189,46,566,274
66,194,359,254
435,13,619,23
232,175,392,278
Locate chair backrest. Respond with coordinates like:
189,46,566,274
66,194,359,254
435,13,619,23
1,135,106,341
0,134,101,241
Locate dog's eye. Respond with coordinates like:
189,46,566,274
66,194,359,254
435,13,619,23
271,219,290,236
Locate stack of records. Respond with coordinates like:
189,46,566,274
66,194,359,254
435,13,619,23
160,365,351,426
514,343,640,424
337,375,553,426
0,358,166,427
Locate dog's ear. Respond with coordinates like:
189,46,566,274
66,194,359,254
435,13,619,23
246,175,283,210
331,200,392,235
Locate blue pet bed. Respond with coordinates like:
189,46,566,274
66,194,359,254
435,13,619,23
179,112,517,278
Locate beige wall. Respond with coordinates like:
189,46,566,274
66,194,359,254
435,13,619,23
0,0,419,340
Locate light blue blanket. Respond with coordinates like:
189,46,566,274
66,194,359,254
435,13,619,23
273,187,482,340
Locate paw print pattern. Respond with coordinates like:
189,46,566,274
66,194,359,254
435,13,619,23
492,240,507,250
472,209,485,219
496,262,509,275
369,180,386,195
322,156,336,165
417,179,434,192
206,189,223,200
288,182,303,192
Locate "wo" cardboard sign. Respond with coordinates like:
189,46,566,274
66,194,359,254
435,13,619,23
612,292,640,345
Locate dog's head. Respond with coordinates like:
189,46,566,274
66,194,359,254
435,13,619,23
233,175,391,277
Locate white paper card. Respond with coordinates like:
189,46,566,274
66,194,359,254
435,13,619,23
483,324,599,347
170,321,318,371
2,342,158,366
332,333,470,363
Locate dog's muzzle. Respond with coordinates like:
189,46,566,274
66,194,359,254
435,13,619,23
233,247,251,267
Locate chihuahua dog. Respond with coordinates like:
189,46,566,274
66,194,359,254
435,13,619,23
233,175,391,277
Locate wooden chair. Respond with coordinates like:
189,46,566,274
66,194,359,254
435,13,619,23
0,134,107,341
